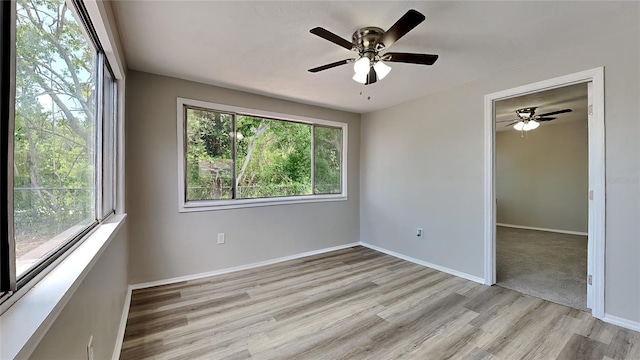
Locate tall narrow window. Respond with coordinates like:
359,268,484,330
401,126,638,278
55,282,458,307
14,0,97,278
314,126,342,195
185,107,234,201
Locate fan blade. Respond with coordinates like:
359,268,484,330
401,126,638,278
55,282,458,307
379,9,426,49
310,27,353,50
505,121,520,127
365,67,377,85
308,59,353,73
536,117,556,122
496,119,519,123
537,109,572,117
384,52,438,65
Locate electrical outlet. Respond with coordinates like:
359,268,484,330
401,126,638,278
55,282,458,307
217,233,225,244
87,335,94,360
416,228,424,239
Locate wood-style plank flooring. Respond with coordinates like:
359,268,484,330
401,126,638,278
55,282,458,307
120,246,640,360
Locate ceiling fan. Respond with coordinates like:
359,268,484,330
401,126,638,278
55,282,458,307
308,9,439,85
498,107,573,131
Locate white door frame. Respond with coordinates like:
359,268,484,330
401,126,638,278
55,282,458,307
483,67,605,319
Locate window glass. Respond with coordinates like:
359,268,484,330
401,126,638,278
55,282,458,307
185,108,233,201
14,0,97,277
236,116,311,199
314,126,342,195
180,100,345,209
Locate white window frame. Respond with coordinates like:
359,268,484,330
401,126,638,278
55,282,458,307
176,97,348,212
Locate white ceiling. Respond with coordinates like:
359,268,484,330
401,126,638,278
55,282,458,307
112,1,638,114
495,83,588,132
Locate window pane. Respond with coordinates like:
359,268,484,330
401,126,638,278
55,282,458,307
314,126,342,194
236,116,311,199
185,108,233,201
101,64,116,217
14,0,96,277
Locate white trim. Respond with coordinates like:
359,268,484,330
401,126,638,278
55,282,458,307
483,90,496,286
111,285,132,360
131,242,360,290
588,71,606,319
484,67,606,319
115,79,126,215
603,314,640,333
0,215,127,360
359,242,485,284
180,194,347,213
176,97,348,213
496,223,588,236
586,81,595,310
83,0,126,80
84,0,126,216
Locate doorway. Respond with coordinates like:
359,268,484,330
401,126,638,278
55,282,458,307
494,83,588,311
483,68,605,318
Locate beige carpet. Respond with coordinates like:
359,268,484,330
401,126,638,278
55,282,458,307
496,226,588,311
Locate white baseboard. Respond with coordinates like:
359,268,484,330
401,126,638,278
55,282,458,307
130,242,360,290
496,223,588,236
603,313,640,332
359,242,485,284
112,286,132,360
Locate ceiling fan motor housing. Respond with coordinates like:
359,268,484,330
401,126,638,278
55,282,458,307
516,107,537,120
353,27,385,59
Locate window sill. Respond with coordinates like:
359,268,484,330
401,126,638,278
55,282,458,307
179,194,347,212
0,214,127,360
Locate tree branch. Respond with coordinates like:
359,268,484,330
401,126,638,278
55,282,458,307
30,68,90,144
22,0,92,120
236,122,269,187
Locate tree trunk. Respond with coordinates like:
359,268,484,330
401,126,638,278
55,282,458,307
235,121,268,189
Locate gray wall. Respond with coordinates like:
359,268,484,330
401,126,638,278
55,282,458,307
360,28,639,322
496,120,588,233
126,71,361,284
29,222,129,360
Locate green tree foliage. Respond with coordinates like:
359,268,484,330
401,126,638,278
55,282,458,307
14,0,96,247
186,111,320,200
185,109,233,200
186,111,345,201
314,126,342,194
235,116,311,198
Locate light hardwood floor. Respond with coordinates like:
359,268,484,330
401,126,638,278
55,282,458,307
121,246,640,360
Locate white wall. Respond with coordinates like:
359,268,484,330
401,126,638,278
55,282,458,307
496,120,588,233
28,222,129,360
361,28,639,323
126,71,360,284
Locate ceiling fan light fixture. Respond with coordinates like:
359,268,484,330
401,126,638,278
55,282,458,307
352,72,367,84
513,120,540,132
373,61,392,80
353,57,371,76
523,120,540,131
